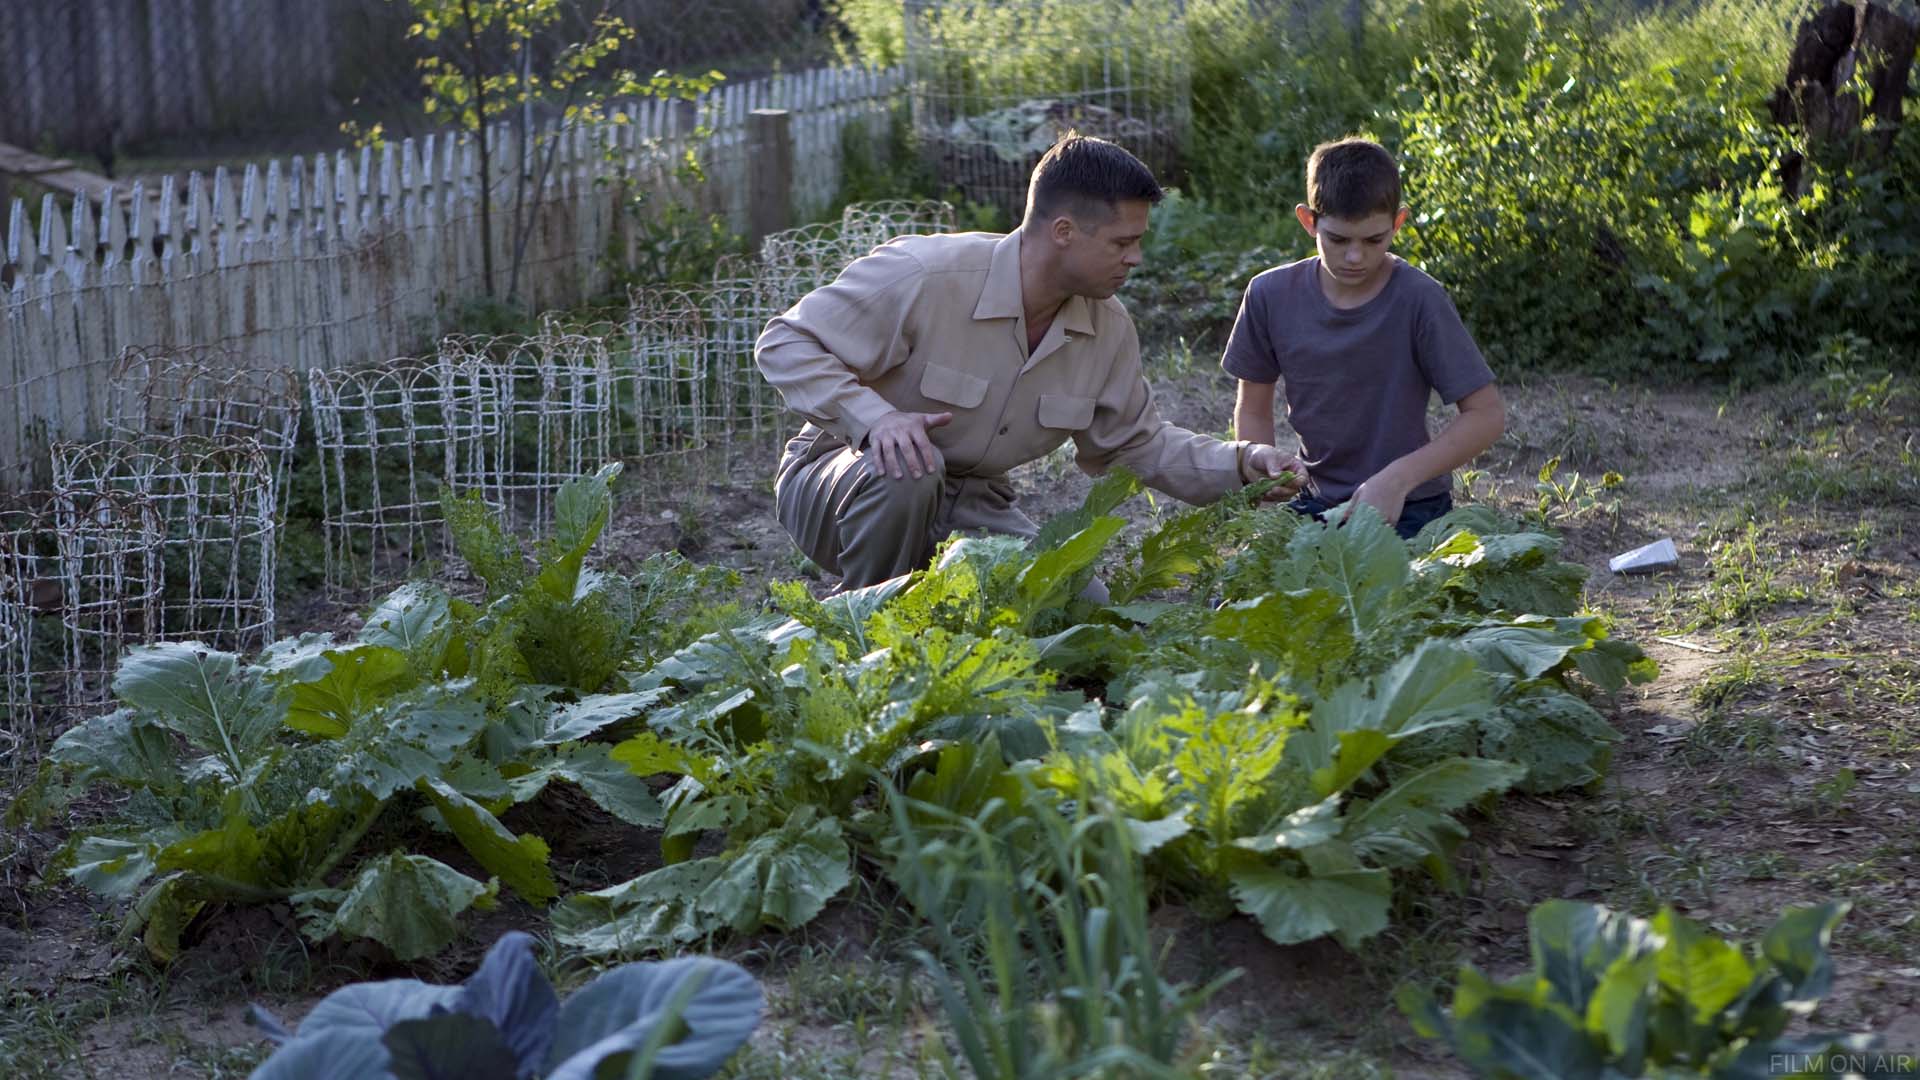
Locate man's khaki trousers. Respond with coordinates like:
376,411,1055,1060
774,436,1037,591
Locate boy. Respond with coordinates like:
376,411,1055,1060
1222,137,1505,539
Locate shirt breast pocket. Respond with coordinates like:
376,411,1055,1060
919,363,989,409
1036,394,1096,432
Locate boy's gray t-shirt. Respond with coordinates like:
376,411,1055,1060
1221,255,1494,504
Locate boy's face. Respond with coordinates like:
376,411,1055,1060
1294,205,1409,288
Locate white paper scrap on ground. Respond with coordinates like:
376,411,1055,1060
1610,537,1679,574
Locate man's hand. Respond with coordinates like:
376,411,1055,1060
1242,445,1305,501
864,410,954,479
1342,471,1413,526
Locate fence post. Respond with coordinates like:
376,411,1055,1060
746,109,793,243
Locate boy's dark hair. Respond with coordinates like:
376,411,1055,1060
1025,133,1163,226
1305,137,1401,220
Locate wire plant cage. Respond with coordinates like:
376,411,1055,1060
107,345,305,518
51,436,279,653
438,333,617,538
307,359,494,598
0,490,164,729
902,0,1192,220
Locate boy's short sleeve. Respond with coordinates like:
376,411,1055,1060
1414,285,1496,404
1221,276,1280,384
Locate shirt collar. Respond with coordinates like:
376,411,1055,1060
972,230,1100,340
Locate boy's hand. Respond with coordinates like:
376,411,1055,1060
1241,445,1305,500
1341,473,1412,525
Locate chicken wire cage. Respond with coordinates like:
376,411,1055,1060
107,345,304,516
51,436,278,653
0,490,164,726
837,198,960,254
903,0,1191,220
437,333,617,537
307,359,494,597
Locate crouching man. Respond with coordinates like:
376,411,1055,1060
755,134,1297,592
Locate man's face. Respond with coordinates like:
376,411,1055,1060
1057,199,1150,299
1300,208,1405,287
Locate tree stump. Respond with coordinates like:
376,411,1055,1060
1769,0,1919,196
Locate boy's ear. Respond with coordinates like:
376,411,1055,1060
1394,206,1409,231
1293,204,1316,234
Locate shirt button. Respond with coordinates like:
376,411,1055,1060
999,426,1009,435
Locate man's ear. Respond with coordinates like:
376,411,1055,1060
1293,204,1316,235
1049,214,1076,248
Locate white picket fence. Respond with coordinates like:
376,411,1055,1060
0,64,907,486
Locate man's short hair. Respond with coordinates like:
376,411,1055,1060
1025,133,1163,226
1305,137,1402,220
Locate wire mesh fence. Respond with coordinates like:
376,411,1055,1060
902,0,1191,219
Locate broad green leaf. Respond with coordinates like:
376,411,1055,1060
1653,908,1759,1026
1302,642,1490,796
420,777,558,904
610,730,715,782
114,642,284,772
157,794,374,893
551,858,725,955
1760,901,1848,1010
48,709,184,794
535,689,673,746
1343,757,1526,867
1482,690,1621,793
708,811,852,932
334,685,488,799
1227,862,1391,946
1456,618,1593,680
1033,468,1139,551
1208,589,1354,674
1015,516,1125,614
1233,794,1343,853
452,931,558,1076
551,463,621,562
1444,967,1608,1079
1585,951,1656,1066
69,836,160,897
358,582,455,669
1575,637,1660,692
505,744,666,826
554,813,851,955
283,645,413,737
1283,504,1410,637
281,973,463,1039
1123,811,1194,856
303,852,498,961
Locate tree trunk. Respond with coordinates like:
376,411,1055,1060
1770,0,1920,197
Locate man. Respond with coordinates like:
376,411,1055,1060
755,134,1299,591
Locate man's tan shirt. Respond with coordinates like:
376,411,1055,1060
755,230,1250,503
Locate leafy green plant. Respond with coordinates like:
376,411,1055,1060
1532,456,1626,525
35,468,681,962
887,783,1235,1079
1400,899,1892,1078
248,930,762,1080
